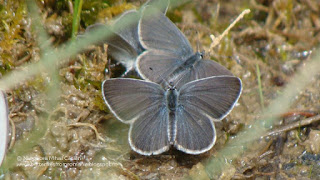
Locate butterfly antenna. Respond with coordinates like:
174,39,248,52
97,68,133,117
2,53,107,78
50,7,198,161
121,69,131,77
170,70,188,89
160,75,171,88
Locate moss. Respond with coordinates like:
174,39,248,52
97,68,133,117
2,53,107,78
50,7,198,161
277,45,289,61
167,9,183,23
55,0,71,12
191,6,204,23
0,0,26,69
284,0,294,25
62,13,74,39
0,56,13,75
94,91,109,112
97,2,135,23
81,0,111,27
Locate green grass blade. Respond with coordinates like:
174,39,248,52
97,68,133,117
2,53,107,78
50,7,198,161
256,63,265,110
71,0,84,40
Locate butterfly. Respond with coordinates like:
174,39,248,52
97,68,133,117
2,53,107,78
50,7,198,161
102,76,242,155
137,6,234,88
81,0,170,77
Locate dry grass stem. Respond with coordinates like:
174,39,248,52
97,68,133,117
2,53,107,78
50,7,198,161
209,9,251,51
67,122,105,142
265,114,320,137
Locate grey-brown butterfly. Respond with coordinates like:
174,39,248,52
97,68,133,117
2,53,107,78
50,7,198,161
102,76,242,155
80,0,170,77
137,6,234,88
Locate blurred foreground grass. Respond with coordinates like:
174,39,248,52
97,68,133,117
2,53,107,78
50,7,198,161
1,0,320,179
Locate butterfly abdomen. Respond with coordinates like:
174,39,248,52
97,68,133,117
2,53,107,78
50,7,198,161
166,88,179,143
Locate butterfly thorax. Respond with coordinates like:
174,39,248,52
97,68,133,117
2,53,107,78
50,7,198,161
166,88,178,112
171,52,202,77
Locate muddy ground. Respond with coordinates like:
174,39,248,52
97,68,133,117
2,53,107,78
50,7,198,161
1,0,320,179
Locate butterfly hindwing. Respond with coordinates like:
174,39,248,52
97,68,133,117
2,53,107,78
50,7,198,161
173,76,242,154
174,104,216,154
129,104,170,155
137,50,185,85
102,78,165,123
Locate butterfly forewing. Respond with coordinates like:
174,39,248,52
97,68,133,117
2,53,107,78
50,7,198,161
178,76,242,121
83,23,138,71
102,78,165,123
171,59,235,88
113,10,144,55
79,23,136,55
107,44,137,73
138,7,193,59
194,59,234,77
102,78,171,155
145,0,170,14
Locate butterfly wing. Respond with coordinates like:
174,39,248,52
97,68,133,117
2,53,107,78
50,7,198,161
172,59,235,88
137,7,235,87
138,7,193,57
110,1,171,65
112,10,144,55
174,76,242,154
80,23,138,72
109,5,171,74
137,50,186,86
129,104,170,155
137,6,193,82
174,105,216,154
179,76,242,120
114,0,171,52
144,0,170,14
195,59,234,76
102,78,170,155
108,11,143,73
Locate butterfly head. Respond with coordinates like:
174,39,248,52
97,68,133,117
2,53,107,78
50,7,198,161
199,51,205,59
194,51,205,60
168,81,176,90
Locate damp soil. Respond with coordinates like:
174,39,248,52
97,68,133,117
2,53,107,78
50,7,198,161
1,0,320,179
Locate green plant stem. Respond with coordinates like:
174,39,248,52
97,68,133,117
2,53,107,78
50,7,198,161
256,63,265,110
72,0,83,40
